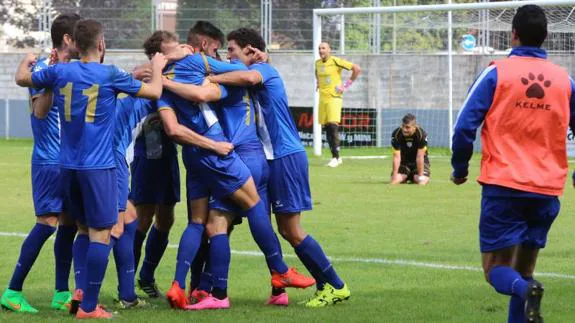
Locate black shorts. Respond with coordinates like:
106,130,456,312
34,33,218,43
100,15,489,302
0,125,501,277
397,162,430,182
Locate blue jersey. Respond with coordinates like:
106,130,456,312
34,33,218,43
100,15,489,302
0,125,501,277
157,54,243,137
114,94,155,164
29,58,60,165
216,60,260,148
250,63,304,160
31,61,143,169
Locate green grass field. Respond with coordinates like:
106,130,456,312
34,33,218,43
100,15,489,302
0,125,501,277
0,139,574,322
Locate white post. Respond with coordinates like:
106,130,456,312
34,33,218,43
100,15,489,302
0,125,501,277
268,0,273,46
447,0,453,149
373,0,381,54
339,4,345,54
313,13,322,156
5,99,10,140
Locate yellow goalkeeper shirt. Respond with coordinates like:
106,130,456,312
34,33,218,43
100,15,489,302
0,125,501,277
315,56,353,99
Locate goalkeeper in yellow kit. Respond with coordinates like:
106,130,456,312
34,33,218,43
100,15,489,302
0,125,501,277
315,42,361,167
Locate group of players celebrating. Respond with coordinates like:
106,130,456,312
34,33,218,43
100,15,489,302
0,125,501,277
2,14,350,319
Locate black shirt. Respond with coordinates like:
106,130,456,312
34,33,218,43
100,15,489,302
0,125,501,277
391,126,429,164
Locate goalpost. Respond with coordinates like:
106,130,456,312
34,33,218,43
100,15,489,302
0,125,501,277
312,0,575,156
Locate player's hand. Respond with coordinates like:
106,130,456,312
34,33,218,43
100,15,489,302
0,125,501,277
450,173,467,185
247,45,268,64
212,141,234,156
165,44,194,62
132,63,152,82
23,53,37,68
151,53,167,71
162,76,174,88
48,48,58,65
336,80,353,93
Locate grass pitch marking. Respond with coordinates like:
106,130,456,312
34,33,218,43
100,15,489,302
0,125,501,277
1,231,574,281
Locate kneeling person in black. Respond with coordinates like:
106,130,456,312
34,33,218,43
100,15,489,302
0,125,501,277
390,114,430,185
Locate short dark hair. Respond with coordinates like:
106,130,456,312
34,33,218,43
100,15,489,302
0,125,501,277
143,30,178,58
402,113,416,125
187,21,224,47
512,5,547,47
73,19,103,54
51,13,82,49
227,28,266,52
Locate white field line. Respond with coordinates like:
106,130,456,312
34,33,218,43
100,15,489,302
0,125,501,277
1,231,574,280
341,155,450,160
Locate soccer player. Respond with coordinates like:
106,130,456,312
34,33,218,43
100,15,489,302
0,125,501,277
15,19,166,318
1,13,82,314
390,113,430,185
315,41,361,168
162,29,314,308
145,30,314,310
451,5,575,322
129,38,183,301
208,28,351,307
111,93,156,309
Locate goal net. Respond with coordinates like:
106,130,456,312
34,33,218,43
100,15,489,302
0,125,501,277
312,0,575,155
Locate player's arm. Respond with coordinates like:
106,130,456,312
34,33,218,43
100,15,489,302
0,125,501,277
335,57,361,92
15,53,37,87
391,134,401,176
158,108,233,156
416,149,426,177
31,90,53,119
451,65,497,184
135,53,167,100
162,78,222,103
205,55,248,74
208,70,262,87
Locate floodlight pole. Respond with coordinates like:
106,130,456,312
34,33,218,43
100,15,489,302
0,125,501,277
448,0,453,150
313,13,322,156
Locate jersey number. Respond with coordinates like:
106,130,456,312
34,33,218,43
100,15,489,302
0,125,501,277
61,82,100,123
243,93,251,126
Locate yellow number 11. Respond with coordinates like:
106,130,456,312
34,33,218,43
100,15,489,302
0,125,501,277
60,82,100,123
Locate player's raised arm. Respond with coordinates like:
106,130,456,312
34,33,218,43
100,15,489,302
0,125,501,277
15,53,37,87
208,70,262,87
162,78,223,103
136,53,167,100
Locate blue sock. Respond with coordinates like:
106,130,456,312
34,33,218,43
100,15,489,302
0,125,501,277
209,234,230,292
295,235,344,289
81,242,112,313
198,260,213,292
488,266,529,298
54,225,76,292
246,200,288,274
73,234,90,291
174,223,204,289
9,223,56,291
139,226,169,283
190,235,209,290
508,276,532,323
114,221,137,302
133,229,146,273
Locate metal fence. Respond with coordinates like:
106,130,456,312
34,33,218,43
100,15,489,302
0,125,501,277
14,0,571,52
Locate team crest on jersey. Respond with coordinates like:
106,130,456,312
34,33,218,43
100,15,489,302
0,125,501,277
274,200,284,208
406,142,413,148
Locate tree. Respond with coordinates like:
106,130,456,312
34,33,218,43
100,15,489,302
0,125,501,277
52,0,152,49
1,0,39,48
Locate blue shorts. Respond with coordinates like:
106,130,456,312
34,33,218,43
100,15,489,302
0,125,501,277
61,168,118,229
129,153,180,206
268,151,312,214
479,195,560,253
31,163,63,216
183,148,251,202
209,147,270,217
116,153,130,212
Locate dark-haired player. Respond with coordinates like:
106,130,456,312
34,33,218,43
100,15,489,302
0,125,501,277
390,113,430,185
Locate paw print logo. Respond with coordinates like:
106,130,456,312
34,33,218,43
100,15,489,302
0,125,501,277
521,73,551,99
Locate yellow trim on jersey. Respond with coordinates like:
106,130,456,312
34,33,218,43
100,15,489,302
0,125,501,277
117,93,129,99
134,82,145,97
201,53,211,75
158,106,174,111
